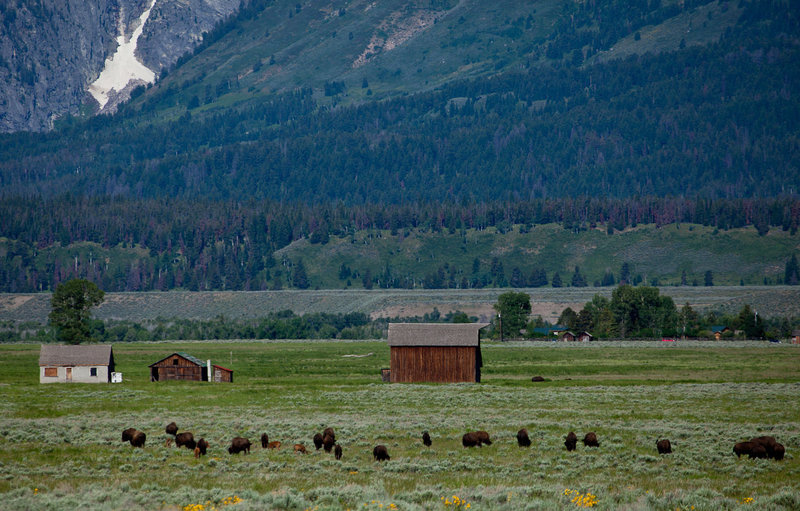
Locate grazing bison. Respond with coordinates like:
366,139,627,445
373,445,390,461
531,376,546,382
261,433,269,449
165,422,178,436
323,427,335,441
293,443,307,454
773,443,785,461
462,432,480,448
422,431,432,447
749,444,768,459
323,434,335,452
313,433,324,450
122,428,137,443
750,436,777,458
734,441,756,458
583,432,599,447
130,430,146,448
175,432,196,450
334,444,342,460
196,438,209,456
564,432,578,451
656,439,672,454
517,428,531,447
228,437,251,455
268,441,282,449
475,431,492,446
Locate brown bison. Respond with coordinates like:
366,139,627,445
268,441,282,449
228,437,251,455
130,430,146,448
531,376,546,382
323,427,335,441
373,445,390,461
122,427,137,443
462,432,480,448
261,433,269,449
749,444,768,459
313,433,324,450
656,439,672,454
583,432,599,447
773,443,785,461
334,444,342,460
323,434,335,453
734,441,756,458
165,422,178,436
196,438,209,456
750,436,777,458
517,428,531,447
175,432,196,450
564,432,577,451
475,431,492,446
293,443,307,454
422,431,432,447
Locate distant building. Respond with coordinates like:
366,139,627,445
792,330,800,344
711,326,729,340
560,331,576,342
577,331,594,342
149,352,233,382
387,323,488,383
39,344,115,383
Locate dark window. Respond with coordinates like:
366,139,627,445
173,359,179,365
90,367,97,377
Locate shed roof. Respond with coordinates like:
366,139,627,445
212,364,233,373
387,323,489,347
149,352,206,367
39,344,113,366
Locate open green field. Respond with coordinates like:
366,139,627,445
1,340,799,510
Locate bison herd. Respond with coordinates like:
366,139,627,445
120,422,787,464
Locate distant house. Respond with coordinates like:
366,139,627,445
792,330,800,345
39,344,115,383
560,331,576,342
149,352,232,382
711,326,729,340
387,323,488,383
577,331,594,342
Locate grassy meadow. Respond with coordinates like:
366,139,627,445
0,340,799,510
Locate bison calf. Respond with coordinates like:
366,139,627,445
228,437,251,455
293,443,307,454
656,439,672,454
373,445,390,461
517,428,531,448
175,432,196,450
334,444,342,460
422,431,432,447
268,441,282,449
564,432,577,451
583,432,599,447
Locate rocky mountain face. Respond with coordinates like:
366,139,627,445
0,0,238,133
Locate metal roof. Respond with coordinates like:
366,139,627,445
387,323,489,347
148,352,206,367
39,344,114,366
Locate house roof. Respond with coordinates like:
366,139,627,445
711,326,729,333
387,323,489,347
550,324,568,332
39,344,113,366
149,352,206,367
212,364,233,373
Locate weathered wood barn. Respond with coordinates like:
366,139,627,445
211,364,234,382
387,323,488,383
39,344,115,383
149,352,233,382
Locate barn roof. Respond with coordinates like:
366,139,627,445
39,344,114,366
148,352,206,367
387,323,489,347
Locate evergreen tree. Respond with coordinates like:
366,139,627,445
785,254,799,285
571,266,587,287
551,272,563,288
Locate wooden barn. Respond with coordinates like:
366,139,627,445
39,344,115,383
387,323,488,383
211,364,234,383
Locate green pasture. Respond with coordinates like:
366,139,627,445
0,341,798,510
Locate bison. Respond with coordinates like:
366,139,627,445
323,434,336,453
122,427,137,443
313,433,324,450
293,443,307,454
475,431,492,446
175,432,196,450
196,438,209,456
750,436,777,458
373,445,390,461
323,427,335,441
462,432,480,448
268,441,282,449
130,430,146,448
261,433,269,449
228,437,251,455
422,431,432,447
773,443,785,461
517,428,531,447
531,376,546,382
656,439,672,454
749,444,768,459
734,441,756,458
583,432,599,447
165,422,178,436
564,432,578,451
334,444,342,460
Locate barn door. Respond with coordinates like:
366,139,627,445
66,367,73,382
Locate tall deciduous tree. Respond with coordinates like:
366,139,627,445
48,279,105,344
493,291,531,339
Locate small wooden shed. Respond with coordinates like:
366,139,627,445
577,331,594,342
149,352,208,382
39,344,115,383
387,323,488,383
211,364,234,383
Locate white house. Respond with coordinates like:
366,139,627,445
39,345,115,383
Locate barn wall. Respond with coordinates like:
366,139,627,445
390,346,477,383
151,354,203,381
213,367,233,382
